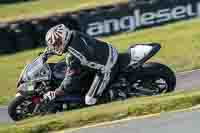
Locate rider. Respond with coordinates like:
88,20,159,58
43,24,119,105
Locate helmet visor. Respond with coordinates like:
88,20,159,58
47,39,64,55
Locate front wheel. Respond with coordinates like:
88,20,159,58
8,95,35,121
130,62,176,96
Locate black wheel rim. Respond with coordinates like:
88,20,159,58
15,100,33,120
134,77,168,95
150,78,168,94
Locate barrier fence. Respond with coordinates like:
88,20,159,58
82,0,200,37
0,0,199,54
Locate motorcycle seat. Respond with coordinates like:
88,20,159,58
117,43,161,71
117,52,131,71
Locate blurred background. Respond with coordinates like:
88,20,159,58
0,0,200,105
0,0,174,54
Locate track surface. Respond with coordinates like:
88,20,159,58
68,109,200,133
1,70,200,123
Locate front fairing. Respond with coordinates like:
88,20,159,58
17,53,52,87
17,82,36,96
23,56,51,81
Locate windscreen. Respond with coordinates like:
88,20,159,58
22,54,51,82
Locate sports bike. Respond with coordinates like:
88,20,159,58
8,43,176,121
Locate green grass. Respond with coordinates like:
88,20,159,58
0,0,127,22
1,89,200,133
1,18,200,105
104,18,200,71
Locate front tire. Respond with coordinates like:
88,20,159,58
8,95,33,121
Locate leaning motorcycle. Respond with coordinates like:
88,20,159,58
8,43,176,121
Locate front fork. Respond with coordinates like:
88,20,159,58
15,92,42,114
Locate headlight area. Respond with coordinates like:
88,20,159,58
17,82,35,96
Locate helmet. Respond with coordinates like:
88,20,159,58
45,24,72,55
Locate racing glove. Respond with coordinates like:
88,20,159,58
43,91,56,101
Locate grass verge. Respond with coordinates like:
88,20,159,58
1,89,200,133
0,0,127,22
1,18,200,105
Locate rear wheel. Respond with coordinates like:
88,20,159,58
131,62,176,96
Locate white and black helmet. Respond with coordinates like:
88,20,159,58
45,24,72,55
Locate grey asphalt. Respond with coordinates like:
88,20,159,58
1,70,200,123
0,106,12,123
176,70,200,91
68,109,200,133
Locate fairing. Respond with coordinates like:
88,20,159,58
17,52,52,87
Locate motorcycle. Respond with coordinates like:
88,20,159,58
8,43,176,121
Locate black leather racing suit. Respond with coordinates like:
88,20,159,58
58,30,118,103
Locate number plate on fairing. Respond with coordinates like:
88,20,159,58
27,82,34,91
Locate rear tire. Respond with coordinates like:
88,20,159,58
145,62,176,92
130,62,176,95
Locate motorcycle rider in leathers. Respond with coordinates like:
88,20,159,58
43,24,118,105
